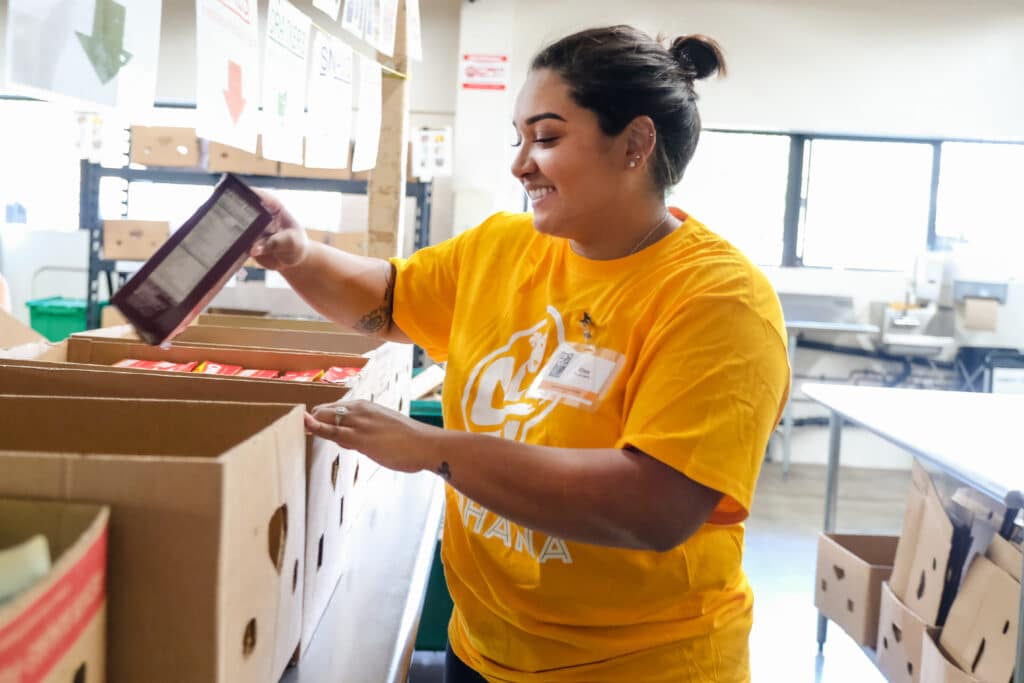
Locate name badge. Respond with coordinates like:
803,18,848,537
527,342,624,410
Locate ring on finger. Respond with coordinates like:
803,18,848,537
334,405,350,427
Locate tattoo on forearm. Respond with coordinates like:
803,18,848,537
438,461,452,481
355,262,396,335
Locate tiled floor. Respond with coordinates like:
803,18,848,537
409,462,910,682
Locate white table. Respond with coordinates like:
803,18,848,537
780,322,879,476
279,471,445,683
802,382,1024,683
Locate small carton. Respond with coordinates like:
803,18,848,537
208,137,280,176
0,499,109,683
920,632,981,683
877,581,939,683
102,219,170,261
890,461,972,627
0,396,306,683
939,555,1019,683
129,126,201,167
815,533,899,647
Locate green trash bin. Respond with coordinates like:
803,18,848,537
25,297,106,342
411,397,453,651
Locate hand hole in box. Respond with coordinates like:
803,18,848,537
832,565,845,580
243,618,257,656
846,599,854,613
906,662,913,676
353,462,360,484
932,557,937,570
339,497,345,528
882,636,889,650
971,638,986,673
331,455,340,490
916,570,926,600
317,534,325,570
820,579,827,592
268,504,288,574
292,559,299,594
892,624,902,643
176,145,188,156
73,663,86,683
1004,620,1010,635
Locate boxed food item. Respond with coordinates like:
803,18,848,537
195,361,243,375
938,554,1019,683
281,369,325,382
321,366,361,385
110,174,273,345
815,533,899,647
102,219,170,261
876,581,939,683
0,353,369,657
129,126,201,167
0,498,109,683
0,396,306,683
114,359,198,372
239,368,280,378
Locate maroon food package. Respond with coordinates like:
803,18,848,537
111,174,272,345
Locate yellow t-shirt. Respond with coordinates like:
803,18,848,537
391,208,790,682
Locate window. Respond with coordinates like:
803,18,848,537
668,131,789,266
935,142,1024,254
798,139,933,271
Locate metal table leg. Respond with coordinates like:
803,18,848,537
783,331,798,479
817,409,843,652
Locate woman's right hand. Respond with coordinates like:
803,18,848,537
249,191,310,271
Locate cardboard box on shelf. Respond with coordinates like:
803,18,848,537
0,396,306,683
129,126,201,167
0,308,44,348
920,632,981,683
939,555,1019,683
102,219,170,260
815,533,899,647
890,461,972,627
877,581,939,683
0,498,109,683
208,137,280,176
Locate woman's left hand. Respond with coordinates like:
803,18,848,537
305,400,438,473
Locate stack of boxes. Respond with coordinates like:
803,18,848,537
0,311,413,682
815,460,1021,682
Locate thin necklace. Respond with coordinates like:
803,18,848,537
629,209,670,256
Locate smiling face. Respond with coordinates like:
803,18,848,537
511,69,634,240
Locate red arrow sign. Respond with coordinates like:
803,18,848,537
223,60,246,124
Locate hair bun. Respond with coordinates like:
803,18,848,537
670,35,727,80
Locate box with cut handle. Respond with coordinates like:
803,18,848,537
815,533,899,647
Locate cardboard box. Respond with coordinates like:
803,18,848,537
176,325,383,355
939,555,1019,683
196,313,345,333
0,499,109,683
0,308,44,348
985,534,1023,581
102,219,170,260
100,305,128,328
129,126,201,167
208,137,280,176
0,396,306,683
815,533,899,647
877,581,940,683
890,461,972,627
920,632,981,683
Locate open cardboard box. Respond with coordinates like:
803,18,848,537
196,312,346,333
0,360,364,657
921,632,982,683
939,554,1019,683
0,498,109,683
890,461,973,628
877,581,940,683
0,396,305,683
815,533,899,647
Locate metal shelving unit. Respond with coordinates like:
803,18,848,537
80,159,433,328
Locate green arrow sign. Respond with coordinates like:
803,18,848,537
76,0,133,84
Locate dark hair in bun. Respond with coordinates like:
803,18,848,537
531,26,727,193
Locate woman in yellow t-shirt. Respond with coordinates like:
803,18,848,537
253,25,789,683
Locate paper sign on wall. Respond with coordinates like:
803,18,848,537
351,56,382,173
261,0,311,164
5,0,162,113
341,0,366,40
375,0,399,57
312,0,342,20
406,0,423,62
411,128,452,178
460,54,509,91
304,30,353,170
195,0,260,152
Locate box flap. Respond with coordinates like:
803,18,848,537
174,325,381,354
0,309,45,348
986,535,1023,581
920,632,981,683
877,581,939,683
939,555,1019,683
